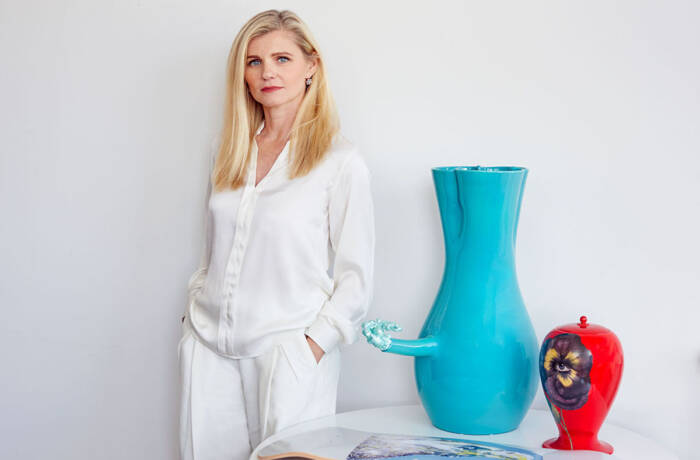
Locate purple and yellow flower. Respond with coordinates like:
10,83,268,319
539,333,593,411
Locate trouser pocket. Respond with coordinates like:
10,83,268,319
278,330,324,382
257,333,337,442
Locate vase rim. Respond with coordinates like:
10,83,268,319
433,166,527,173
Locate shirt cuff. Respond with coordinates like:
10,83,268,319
305,315,342,354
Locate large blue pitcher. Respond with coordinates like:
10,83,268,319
363,166,538,434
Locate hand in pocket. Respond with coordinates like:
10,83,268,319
304,334,324,364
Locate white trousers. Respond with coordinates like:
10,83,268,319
177,319,341,460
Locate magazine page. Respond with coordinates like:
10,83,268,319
347,433,542,460
257,427,542,460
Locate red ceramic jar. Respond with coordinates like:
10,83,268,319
539,316,624,454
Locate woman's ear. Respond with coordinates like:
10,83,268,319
306,54,319,78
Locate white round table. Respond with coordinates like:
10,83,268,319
250,405,678,460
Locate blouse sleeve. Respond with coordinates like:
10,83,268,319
183,138,218,318
304,151,376,354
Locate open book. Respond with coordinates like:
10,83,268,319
256,426,542,460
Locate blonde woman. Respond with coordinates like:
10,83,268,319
177,9,375,460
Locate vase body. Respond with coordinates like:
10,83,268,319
539,316,624,454
415,166,538,434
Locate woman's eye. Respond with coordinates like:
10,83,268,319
248,57,288,66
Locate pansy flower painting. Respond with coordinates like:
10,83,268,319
539,333,593,411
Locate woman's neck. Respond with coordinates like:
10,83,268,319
259,94,303,143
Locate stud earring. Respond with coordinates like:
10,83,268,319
305,76,312,87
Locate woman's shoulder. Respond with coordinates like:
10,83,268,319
325,132,368,171
325,131,355,157
321,132,371,187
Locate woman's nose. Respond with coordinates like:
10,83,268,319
262,61,276,79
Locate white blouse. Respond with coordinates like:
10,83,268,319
183,122,375,359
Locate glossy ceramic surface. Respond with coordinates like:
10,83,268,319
363,166,539,434
539,316,624,454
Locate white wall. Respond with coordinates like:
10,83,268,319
1,1,698,459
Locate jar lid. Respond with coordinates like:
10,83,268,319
551,316,612,336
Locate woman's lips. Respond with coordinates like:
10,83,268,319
262,86,282,92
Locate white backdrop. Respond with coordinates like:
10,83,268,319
1,1,698,459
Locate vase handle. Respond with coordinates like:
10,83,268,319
361,319,439,357
361,319,402,351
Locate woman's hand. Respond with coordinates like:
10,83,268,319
305,334,325,363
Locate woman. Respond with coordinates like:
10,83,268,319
177,9,375,460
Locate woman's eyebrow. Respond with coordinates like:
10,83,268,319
246,52,292,59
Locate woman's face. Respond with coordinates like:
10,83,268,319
244,30,317,111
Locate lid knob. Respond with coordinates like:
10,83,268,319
578,316,589,328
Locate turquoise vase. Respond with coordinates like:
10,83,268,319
362,166,538,434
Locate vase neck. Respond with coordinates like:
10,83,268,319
433,167,527,252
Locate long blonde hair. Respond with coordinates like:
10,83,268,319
212,9,340,191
